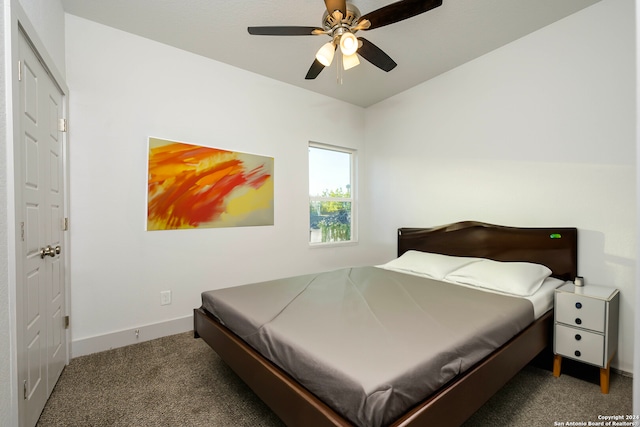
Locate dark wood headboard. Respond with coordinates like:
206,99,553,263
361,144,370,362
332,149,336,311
398,221,578,281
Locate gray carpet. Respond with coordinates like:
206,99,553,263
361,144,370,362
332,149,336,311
37,332,632,427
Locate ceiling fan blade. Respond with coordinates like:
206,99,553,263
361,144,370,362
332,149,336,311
357,38,397,72
248,26,323,36
324,0,347,15
360,0,443,30
305,59,326,80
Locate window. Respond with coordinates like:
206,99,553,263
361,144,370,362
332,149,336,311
308,142,356,245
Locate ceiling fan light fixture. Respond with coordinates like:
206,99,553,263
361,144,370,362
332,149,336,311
316,42,335,67
339,32,358,56
342,53,360,70
249,0,445,80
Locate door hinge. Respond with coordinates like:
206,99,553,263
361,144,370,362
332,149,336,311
20,222,25,242
23,380,27,400
64,315,70,329
58,118,67,132
18,60,22,82
63,217,69,231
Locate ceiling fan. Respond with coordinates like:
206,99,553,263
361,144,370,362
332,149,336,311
248,0,443,79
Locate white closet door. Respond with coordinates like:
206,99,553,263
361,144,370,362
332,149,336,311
16,29,67,427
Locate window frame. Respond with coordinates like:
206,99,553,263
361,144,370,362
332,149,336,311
308,141,358,247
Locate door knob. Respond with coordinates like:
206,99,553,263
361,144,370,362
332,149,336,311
40,246,53,258
39,245,58,259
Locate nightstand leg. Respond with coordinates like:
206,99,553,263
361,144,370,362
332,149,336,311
553,354,562,377
600,363,611,394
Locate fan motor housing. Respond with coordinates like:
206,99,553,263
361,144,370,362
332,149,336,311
322,3,361,31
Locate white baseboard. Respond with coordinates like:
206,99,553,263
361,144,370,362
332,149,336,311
71,315,193,358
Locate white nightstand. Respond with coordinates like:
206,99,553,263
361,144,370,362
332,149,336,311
553,283,619,393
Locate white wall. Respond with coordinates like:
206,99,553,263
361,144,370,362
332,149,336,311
64,15,368,355
2,1,66,425
364,0,635,373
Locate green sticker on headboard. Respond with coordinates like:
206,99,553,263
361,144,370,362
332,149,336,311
550,233,562,239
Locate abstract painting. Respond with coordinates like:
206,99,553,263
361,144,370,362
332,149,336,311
147,137,274,230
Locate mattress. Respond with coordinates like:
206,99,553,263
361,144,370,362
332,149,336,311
201,266,538,427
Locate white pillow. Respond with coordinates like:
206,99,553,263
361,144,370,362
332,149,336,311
380,250,481,280
444,259,552,296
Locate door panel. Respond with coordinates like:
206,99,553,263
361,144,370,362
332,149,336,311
23,59,37,124
26,331,42,398
24,135,38,186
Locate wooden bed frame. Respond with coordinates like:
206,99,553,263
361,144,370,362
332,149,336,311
194,221,578,426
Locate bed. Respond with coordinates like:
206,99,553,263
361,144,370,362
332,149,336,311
194,221,578,426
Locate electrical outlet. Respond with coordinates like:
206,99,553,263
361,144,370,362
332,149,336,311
160,290,171,306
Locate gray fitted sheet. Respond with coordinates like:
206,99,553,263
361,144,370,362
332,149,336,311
201,266,534,427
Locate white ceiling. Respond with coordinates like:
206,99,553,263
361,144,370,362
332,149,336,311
61,0,601,108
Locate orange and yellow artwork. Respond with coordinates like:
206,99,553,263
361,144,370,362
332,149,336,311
147,137,274,230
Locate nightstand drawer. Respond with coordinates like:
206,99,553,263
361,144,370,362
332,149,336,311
555,292,606,332
555,324,604,367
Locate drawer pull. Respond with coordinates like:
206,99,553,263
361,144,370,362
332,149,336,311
575,334,582,341
574,350,581,357
575,302,582,309
575,318,582,325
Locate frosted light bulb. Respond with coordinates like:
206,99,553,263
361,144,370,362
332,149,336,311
316,42,335,67
342,53,360,70
340,33,358,56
